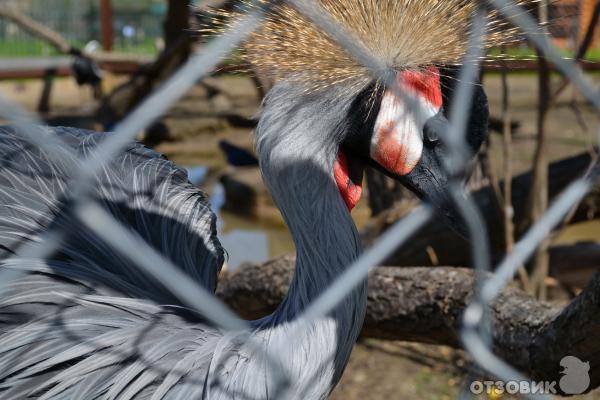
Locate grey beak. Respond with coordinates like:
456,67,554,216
372,111,469,238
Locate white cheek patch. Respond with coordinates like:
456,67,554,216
371,88,440,176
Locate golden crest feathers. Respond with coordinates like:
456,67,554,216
205,0,534,91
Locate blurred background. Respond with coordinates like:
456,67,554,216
0,0,599,398
0,0,167,56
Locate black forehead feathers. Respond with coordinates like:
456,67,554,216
341,81,385,158
439,67,489,154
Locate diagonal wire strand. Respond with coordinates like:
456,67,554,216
487,0,600,110
301,206,433,321
75,201,294,399
70,3,272,200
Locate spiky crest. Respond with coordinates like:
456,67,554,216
206,0,536,92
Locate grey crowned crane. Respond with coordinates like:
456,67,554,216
0,1,521,399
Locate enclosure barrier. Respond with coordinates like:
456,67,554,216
0,0,598,399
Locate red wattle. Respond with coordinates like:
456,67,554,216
334,152,363,211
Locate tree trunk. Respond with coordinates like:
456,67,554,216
164,0,192,56
217,257,600,394
96,0,192,127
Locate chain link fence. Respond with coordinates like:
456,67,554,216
0,0,598,399
0,0,166,56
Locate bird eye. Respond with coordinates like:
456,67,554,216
423,111,448,147
423,123,439,146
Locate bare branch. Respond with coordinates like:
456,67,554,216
0,8,73,54
217,257,600,393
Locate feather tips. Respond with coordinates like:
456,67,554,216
206,0,537,91
0,126,224,399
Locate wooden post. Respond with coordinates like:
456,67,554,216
100,0,113,52
164,0,191,51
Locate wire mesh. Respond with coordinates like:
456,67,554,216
0,0,598,399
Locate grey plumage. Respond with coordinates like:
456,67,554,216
0,125,226,399
0,79,367,399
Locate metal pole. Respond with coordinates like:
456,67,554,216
100,0,113,52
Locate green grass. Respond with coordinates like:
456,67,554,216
0,38,159,57
3,38,600,66
0,40,62,57
582,47,600,61
488,46,600,62
112,39,159,55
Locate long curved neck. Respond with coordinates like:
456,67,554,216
251,80,368,393
255,80,366,316
267,154,364,317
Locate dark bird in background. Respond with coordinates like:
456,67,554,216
218,139,259,166
70,49,103,98
0,1,527,398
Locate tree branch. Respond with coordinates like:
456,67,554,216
217,257,600,393
0,8,72,54
96,1,193,126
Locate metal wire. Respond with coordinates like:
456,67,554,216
0,0,598,398
75,201,294,399
301,206,433,322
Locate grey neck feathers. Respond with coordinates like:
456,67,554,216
254,79,368,369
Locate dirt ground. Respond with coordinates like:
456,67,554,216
1,72,599,399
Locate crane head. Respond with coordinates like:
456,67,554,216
335,65,488,237
211,0,526,234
